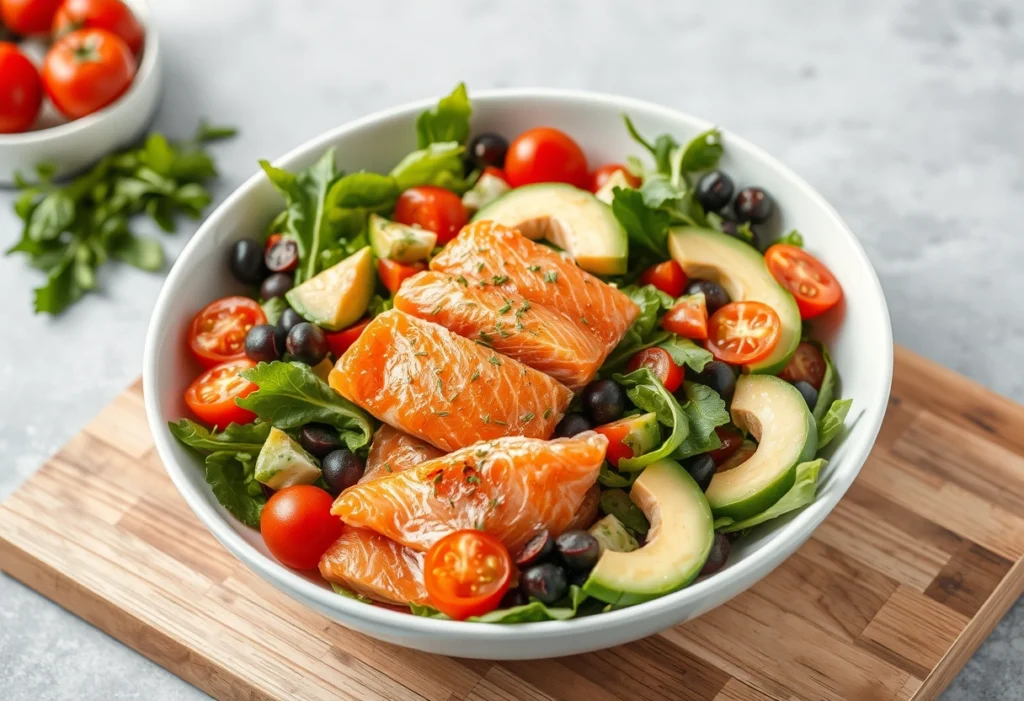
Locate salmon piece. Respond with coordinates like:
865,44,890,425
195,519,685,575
430,221,640,353
362,425,445,484
319,528,428,605
332,431,607,552
329,310,572,452
566,484,601,532
394,271,606,391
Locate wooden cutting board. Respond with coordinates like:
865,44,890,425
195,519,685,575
2,346,1023,701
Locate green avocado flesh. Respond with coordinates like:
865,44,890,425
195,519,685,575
705,375,817,520
368,214,436,263
667,226,800,374
286,246,374,331
254,427,321,489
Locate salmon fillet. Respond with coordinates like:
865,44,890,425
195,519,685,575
430,221,640,353
393,271,606,391
319,528,428,605
332,431,607,553
329,310,572,452
362,425,445,484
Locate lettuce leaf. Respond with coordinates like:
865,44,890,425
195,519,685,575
714,459,826,533
415,83,472,148
817,399,852,448
812,341,837,422
390,141,470,192
656,335,713,374
671,381,730,460
612,368,688,470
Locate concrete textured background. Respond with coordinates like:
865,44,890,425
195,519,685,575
2,0,1022,698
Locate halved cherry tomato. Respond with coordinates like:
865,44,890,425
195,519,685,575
482,166,508,184
325,318,370,358
706,301,781,366
377,258,425,295
708,426,744,465
589,163,641,192
626,347,684,393
265,233,283,251
183,359,258,427
0,42,43,134
260,485,343,570
53,0,145,54
504,127,588,189
424,530,512,620
594,419,636,467
0,0,63,35
393,185,468,245
764,244,843,319
42,28,137,119
188,296,266,368
778,341,826,390
639,260,687,298
661,293,708,340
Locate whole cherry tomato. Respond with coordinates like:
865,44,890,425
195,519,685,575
53,0,144,54
42,28,136,119
504,127,589,189
0,42,42,133
261,486,344,570
626,347,684,393
393,186,467,246
0,0,63,35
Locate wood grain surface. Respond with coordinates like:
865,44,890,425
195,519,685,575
1,346,1023,701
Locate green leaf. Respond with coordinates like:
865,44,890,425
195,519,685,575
174,183,212,217
330,583,373,604
194,121,238,143
409,585,586,622
27,192,75,242
326,171,400,210
656,335,712,373
612,368,689,470
260,297,288,325
389,141,467,191
778,229,804,247
599,489,649,535
817,399,852,448
415,83,472,148
367,294,394,318
672,381,730,460
812,342,837,422
205,451,266,528
141,134,176,175
33,249,83,315
110,233,164,271
597,463,640,488
146,198,176,232
168,419,272,453
610,187,671,258
34,162,57,182
679,129,723,172
716,459,825,533
600,285,675,372
623,114,655,154
638,174,684,209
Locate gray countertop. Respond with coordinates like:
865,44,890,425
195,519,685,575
2,0,1022,698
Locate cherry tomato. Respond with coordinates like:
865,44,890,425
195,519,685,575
706,301,782,366
0,43,42,133
377,258,425,295
188,296,267,368
661,293,708,340
265,233,283,251
594,419,637,467
393,185,467,245
638,260,687,298
765,244,843,319
261,486,344,570
183,359,258,427
708,426,744,465
424,530,512,620
53,0,144,54
482,166,508,184
42,28,136,119
504,127,588,189
325,318,370,358
626,347,684,393
0,0,62,34
778,341,826,390
589,163,641,192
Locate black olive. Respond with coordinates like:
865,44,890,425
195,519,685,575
468,132,509,170
499,588,528,609
793,380,818,408
581,379,627,425
694,171,734,212
700,532,731,576
567,569,590,588
684,279,731,314
554,530,601,572
691,361,738,402
322,450,365,496
244,324,280,363
684,454,716,492
229,238,268,284
720,219,763,251
260,272,294,300
515,529,555,568
733,187,775,224
265,238,299,273
553,412,593,438
275,307,303,350
286,322,328,365
520,563,568,605
299,423,343,458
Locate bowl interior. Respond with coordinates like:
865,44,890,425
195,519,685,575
144,90,892,641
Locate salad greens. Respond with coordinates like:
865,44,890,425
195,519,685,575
672,382,731,460
714,458,826,533
410,585,590,623
415,82,472,149
599,489,650,536
817,399,853,448
612,368,689,470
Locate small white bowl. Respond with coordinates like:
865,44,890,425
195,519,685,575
0,0,161,186
143,89,893,660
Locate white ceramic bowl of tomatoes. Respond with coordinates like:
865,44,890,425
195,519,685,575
0,0,160,184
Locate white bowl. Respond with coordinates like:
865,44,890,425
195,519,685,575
143,89,892,659
0,0,161,185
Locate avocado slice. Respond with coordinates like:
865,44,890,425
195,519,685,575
705,375,817,520
254,427,322,489
286,246,374,331
596,412,661,470
589,514,639,554
583,460,714,606
667,227,800,374
461,169,511,212
473,183,628,275
368,214,437,263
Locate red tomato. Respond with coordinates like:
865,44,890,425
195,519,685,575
377,258,425,295
183,359,258,427
393,186,467,245
424,530,512,620
53,0,144,54
482,166,508,184
188,296,266,368
661,293,708,340
261,486,344,570
0,43,42,133
708,426,744,465
42,28,136,119
265,233,283,251
325,318,370,358
706,301,782,366
626,347,684,393
589,163,641,192
594,419,636,467
504,127,589,189
0,0,62,34
765,244,843,319
638,260,687,298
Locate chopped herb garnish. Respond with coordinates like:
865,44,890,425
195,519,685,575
495,322,511,338
384,462,393,473
543,408,552,419
527,264,541,272
434,410,450,417
491,274,509,286
544,270,558,284
414,351,428,357
430,302,443,315
478,329,492,345
466,474,481,484
482,414,491,424
473,519,485,530
521,412,535,422
497,301,512,314
470,371,481,382
476,262,485,273
492,418,507,426
488,355,501,366
581,316,590,326
456,275,468,286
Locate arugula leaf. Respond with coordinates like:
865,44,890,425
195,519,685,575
817,399,852,448
205,451,266,528
390,141,470,192
715,459,825,533
599,489,649,535
612,368,689,470
611,186,671,258
812,342,837,422
168,419,272,453
236,361,374,451
656,336,712,373
672,381,730,460
778,229,804,247
416,83,472,148
679,129,724,173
